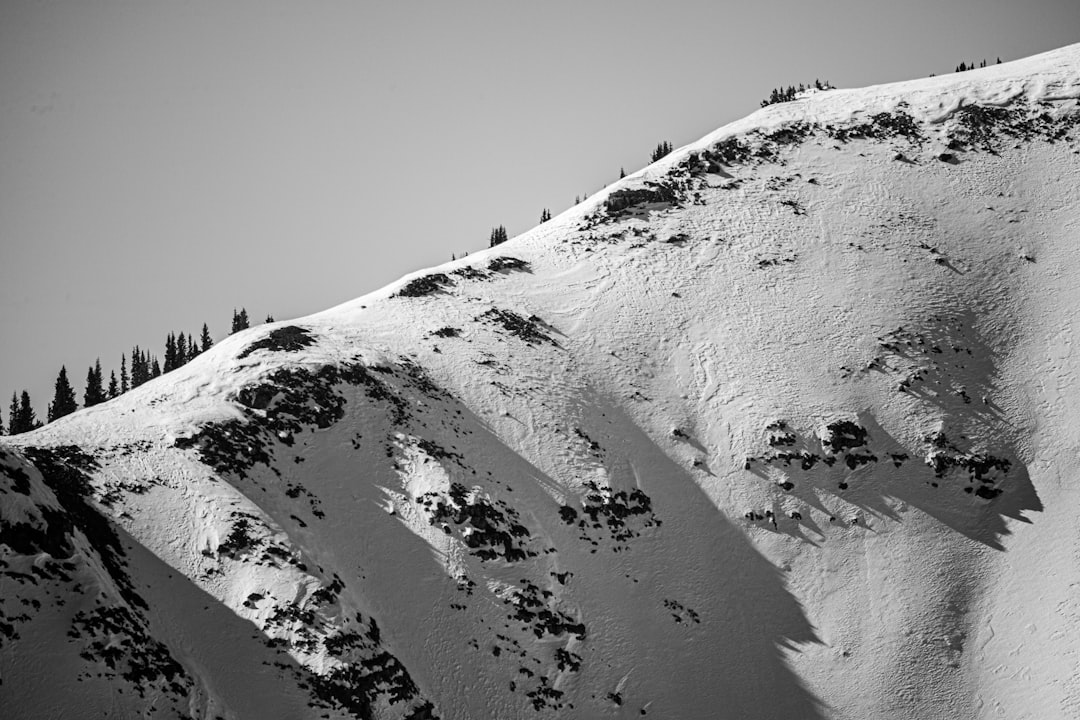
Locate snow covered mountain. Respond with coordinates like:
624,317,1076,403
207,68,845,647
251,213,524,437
3,44,1080,720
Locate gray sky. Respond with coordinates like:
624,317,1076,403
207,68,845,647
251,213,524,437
2,0,1078,421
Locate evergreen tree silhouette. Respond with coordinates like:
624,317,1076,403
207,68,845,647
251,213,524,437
120,355,129,394
264,315,274,324
489,225,508,247
200,323,213,353
7,393,18,435
130,347,140,388
164,333,177,372
84,359,105,407
48,367,77,422
177,332,188,366
131,346,149,388
231,308,250,334
651,141,673,162
13,391,37,433
151,357,161,378
108,371,119,399
540,208,552,223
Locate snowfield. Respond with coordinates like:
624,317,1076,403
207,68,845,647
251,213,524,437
3,43,1080,719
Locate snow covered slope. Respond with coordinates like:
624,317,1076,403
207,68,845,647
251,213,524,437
4,43,1080,719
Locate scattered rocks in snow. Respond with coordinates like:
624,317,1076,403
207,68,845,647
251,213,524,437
477,307,557,346
2,446,195,707
663,598,701,624
418,482,536,562
451,265,489,280
574,427,603,453
923,430,1009,498
755,255,798,269
176,359,425,479
826,109,923,143
554,647,582,672
766,420,797,447
572,480,659,544
604,183,681,215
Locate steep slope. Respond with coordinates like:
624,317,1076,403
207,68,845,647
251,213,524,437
3,44,1080,719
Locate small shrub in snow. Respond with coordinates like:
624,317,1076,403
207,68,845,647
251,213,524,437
237,325,315,359
430,326,460,339
487,256,530,273
394,273,454,298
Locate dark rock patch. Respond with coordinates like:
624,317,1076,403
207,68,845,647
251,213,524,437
238,325,316,360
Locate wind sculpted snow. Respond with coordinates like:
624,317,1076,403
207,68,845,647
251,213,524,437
3,43,1080,719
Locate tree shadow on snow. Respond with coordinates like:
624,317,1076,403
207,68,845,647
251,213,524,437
330,376,829,719
745,410,1041,552
497,389,829,720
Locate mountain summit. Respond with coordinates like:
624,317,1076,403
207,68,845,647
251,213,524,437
3,44,1079,719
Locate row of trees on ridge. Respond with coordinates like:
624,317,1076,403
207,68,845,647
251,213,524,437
3,309,271,435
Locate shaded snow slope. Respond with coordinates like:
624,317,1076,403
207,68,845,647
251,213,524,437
4,43,1080,719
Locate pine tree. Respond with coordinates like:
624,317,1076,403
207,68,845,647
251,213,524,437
200,323,213,353
21,391,38,431
7,392,18,435
131,346,148,388
540,208,552,223
651,141,673,162
265,315,274,324
164,332,177,372
489,225,508,248
84,359,105,407
48,367,78,422
129,347,140,388
177,333,188,367
108,371,119,399
12,391,37,434
231,309,250,334
620,168,626,179
151,357,161,378
120,355,129,394
996,57,1001,64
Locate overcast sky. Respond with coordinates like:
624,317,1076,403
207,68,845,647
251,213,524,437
2,0,1078,422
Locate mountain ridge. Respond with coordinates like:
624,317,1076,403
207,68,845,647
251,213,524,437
3,43,1080,719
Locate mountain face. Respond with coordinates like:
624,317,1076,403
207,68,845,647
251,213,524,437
4,44,1080,719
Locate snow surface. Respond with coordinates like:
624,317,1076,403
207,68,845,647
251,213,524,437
3,43,1080,719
